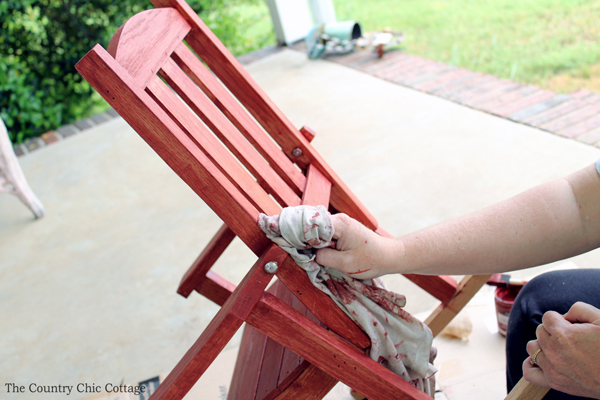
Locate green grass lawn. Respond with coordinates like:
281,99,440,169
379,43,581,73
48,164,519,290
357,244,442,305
91,0,600,119
331,0,600,93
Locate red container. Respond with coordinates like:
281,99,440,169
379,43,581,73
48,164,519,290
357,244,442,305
494,286,522,336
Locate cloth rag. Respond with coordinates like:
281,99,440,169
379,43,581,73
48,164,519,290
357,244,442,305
258,205,437,392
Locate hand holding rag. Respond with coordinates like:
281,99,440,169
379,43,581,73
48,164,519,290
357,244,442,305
258,205,437,391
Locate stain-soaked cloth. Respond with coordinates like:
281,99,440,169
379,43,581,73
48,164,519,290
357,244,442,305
259,205,437,393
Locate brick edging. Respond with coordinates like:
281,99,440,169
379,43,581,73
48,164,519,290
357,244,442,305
312,43,600,150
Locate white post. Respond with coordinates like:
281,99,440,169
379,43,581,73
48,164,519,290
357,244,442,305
265,0,314,45
308,0,337,25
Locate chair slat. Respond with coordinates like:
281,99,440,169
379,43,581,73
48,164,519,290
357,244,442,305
151,0,379,231
159,57,301,207
301,165,331,206
145,75,281,216
172,43,306,196
107,8,190,87
227,323,268,400
256,335,286,399
274,364,337,400
76,45,269,255
276,292,307,390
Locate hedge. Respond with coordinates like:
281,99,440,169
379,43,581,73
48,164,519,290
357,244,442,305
0,0,268,143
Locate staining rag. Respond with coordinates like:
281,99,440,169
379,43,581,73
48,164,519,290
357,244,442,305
259,205,437,394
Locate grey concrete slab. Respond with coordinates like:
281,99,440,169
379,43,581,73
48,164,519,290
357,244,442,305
1,48,599,399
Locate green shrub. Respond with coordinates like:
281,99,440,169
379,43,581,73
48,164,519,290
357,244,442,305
0,0,272,143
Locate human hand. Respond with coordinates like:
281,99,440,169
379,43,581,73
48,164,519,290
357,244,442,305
523,302,600,399
315,213,404,279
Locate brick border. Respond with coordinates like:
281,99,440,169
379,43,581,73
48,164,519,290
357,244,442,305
12,46,283,158
12,108,121,157
315,44,600,150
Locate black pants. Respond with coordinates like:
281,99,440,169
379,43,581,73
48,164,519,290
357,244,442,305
505,269,600,400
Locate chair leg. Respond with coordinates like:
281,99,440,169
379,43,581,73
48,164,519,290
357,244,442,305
424,274,492,337
178,223,236,298
149,244,286,400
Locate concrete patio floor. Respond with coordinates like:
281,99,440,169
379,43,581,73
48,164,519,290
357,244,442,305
2,48,600,400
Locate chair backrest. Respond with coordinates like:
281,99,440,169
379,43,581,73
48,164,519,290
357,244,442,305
76,0,378,258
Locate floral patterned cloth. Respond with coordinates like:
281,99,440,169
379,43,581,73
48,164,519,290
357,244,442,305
258,205,437,393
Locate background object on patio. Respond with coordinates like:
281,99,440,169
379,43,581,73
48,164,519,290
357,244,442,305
0,117,45,218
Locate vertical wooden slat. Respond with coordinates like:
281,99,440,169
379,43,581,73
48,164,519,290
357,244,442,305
274,364,338,400
276,293,306,388
254,281,292,400
227,323,267,400
301,164,332,206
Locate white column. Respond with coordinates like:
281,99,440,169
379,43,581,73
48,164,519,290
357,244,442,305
266,0,314,45
308,0,337,25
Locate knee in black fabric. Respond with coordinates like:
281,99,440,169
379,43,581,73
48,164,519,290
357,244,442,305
505,269,600,396
506,270,579,392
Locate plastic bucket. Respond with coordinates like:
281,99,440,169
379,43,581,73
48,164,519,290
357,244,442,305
494,286,522,336
323,21,362,41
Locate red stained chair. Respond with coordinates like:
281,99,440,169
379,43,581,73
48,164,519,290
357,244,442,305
76,1,541,398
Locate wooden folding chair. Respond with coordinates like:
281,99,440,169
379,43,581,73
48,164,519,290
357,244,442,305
76,1,544,398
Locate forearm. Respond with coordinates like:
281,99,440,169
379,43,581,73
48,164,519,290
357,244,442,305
395,164,600,276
